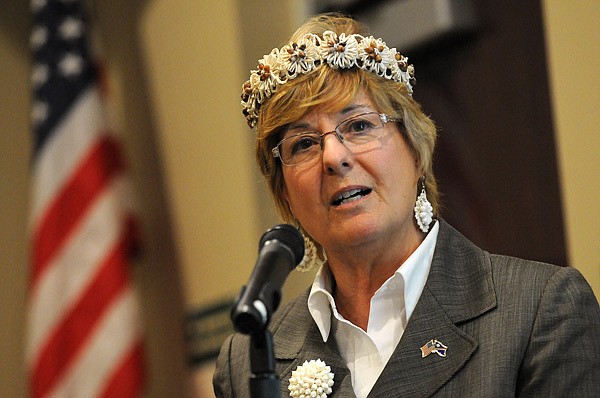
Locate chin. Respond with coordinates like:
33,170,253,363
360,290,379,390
333,219,382,245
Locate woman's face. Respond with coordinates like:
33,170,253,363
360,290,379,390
281,90,422,256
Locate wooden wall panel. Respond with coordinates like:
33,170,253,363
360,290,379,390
409,0,567,265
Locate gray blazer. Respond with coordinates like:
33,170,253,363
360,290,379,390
214,220,600,397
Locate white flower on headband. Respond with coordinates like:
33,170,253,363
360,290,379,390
250,48,284,105
241,31,415,128
280,34,320,80
358,36,394,77
288,359,334,398
321,31,359,69
391,48,416,93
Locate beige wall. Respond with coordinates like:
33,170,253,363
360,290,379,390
542,0,600,297
139,0,260,309
0,1,598,397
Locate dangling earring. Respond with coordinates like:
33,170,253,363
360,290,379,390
297,232,326,272
414,178,433,233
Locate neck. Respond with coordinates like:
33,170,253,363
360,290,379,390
327,226,424,331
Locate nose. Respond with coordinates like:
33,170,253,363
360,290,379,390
318,130,344,147
321,130,352,175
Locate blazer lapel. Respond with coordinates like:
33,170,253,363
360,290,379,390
369,220,496,397
272,292,355,397
368,288,478,397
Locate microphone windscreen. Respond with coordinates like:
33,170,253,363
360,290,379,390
259,224,305,266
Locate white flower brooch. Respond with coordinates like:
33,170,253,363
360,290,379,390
288,359,334,398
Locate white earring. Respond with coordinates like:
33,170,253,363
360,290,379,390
297,233,326,272
414,180,433,233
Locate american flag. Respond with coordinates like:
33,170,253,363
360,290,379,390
26,0,145,397
420,339,448,358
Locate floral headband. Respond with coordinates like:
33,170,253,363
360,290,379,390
241,31,416,128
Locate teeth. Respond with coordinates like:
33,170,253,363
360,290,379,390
338,188,362,201
333,188,369,205
340,195,362,204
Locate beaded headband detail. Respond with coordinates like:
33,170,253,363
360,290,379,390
241,31,416,128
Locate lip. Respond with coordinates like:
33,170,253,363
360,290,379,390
330,186,372,207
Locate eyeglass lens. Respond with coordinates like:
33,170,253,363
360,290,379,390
278,112,390,165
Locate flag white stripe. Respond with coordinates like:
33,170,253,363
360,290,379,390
26,176,126,364
30,86,107,227
29,3,144,397
47,288,142,398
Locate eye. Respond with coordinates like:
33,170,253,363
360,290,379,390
343,116,377,135
350,120,371,132
288,134,320,155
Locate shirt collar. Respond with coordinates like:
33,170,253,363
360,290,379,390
398,220,439,321
307,264,336,342
307,221,439,342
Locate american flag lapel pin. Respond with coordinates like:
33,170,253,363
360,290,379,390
420,339,448,358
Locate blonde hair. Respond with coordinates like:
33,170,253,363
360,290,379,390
254,13,439,223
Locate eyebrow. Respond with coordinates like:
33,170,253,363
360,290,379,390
340,103,370,115
286,103,372,133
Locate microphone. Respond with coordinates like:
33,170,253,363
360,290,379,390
231,224,304,334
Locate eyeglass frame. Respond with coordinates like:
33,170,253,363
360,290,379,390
271,112,400,166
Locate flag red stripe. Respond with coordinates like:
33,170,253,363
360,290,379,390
31,229,132,398
29,4,145,397
99,342,145,398
31,134,124,288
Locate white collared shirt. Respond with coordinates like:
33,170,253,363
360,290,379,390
307,221,439,398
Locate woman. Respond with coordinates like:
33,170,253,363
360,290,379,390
214,13,600,397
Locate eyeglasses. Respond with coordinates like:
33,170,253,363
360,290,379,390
272,112,399,166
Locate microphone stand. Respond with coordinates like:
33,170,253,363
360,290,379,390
232,224,305,397
249,328,280,398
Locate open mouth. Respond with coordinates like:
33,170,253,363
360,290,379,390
331,188,372,206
